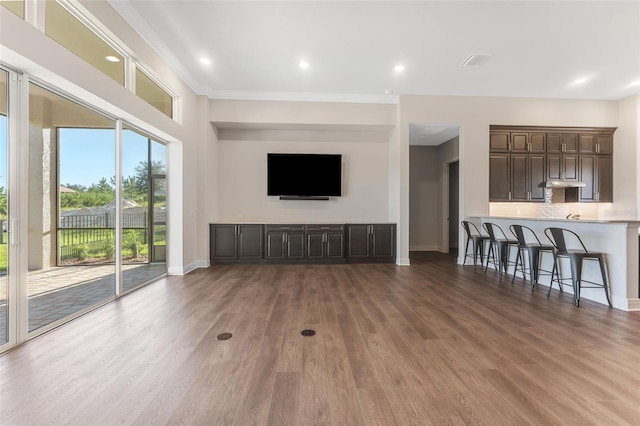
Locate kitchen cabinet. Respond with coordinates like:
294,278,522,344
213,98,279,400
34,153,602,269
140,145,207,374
346,224,396,262
547,133,578,153
490,153,545,202
546,154,578,182
305,224,344,260
579,134,613,154
490,126,616,203
490,131,546,153
265,225,305,261
210,224,264,263
579,155,612,202
512,154,546,202
489,153,511,201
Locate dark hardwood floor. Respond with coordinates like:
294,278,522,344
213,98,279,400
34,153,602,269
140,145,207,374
1,252,640,425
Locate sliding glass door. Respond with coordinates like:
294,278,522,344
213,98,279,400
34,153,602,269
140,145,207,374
121,127,167,292
28,83,116,333
0,69,9,345
0,74,169,353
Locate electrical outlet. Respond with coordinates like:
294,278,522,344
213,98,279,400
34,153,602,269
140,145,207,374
322,215,330,219
365,214,372,220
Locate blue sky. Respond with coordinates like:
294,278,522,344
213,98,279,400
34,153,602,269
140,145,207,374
60,128,165,187
0,121,165,189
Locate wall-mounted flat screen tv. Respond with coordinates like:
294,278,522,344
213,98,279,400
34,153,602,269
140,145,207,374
267,153,342,198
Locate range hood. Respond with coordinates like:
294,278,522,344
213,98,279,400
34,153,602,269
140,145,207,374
544,180,586,188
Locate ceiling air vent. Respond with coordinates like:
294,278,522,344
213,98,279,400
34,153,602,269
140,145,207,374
460,54,492,67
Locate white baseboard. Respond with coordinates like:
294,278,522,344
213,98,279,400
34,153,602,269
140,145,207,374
167,260,210,276
396,257,411,266
622,298,640,311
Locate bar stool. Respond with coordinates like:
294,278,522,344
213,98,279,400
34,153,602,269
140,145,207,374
461,221,489,270
509,224,557,291
482,222,518,278
544,227,612,307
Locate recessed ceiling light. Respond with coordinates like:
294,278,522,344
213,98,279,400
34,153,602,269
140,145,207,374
299,60,310,69
105,56,120,63
574,77,589,85
384,89,395,95
628,80,640,87
200,57,212,65
394,64,405,73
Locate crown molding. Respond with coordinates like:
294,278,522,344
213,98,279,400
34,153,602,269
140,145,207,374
206,90,399,105
107,0,207,95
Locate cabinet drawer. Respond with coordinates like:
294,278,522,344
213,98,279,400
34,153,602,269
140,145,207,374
265,224,304,232
305,224,344,232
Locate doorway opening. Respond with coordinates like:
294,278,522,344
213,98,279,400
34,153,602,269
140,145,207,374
408,123,459,260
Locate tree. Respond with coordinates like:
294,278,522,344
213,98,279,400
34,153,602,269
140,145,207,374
133,160,165,195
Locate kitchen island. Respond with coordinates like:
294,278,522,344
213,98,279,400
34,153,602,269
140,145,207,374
468,216,640,311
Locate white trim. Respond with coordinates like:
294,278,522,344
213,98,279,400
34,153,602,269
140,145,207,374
168,260,209,276
626,298,640,311
396,257,411,266
207,90,399,105
106,0,205,95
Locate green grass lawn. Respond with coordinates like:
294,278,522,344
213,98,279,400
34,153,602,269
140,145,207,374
0,243,6,272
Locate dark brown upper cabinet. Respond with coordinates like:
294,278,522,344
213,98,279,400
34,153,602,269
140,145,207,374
490,125,615,203
579,134,613,154
547,133,578,153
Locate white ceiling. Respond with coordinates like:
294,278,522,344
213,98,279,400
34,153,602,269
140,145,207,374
110,1,640,103
409,123,459,146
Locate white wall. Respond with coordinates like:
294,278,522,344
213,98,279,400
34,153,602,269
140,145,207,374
216,139,389,223
409,146,439,250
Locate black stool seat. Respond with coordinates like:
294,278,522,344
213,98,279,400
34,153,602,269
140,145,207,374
483,222,518,278
545,227,612,307
509,224,556,291
461,221,489,270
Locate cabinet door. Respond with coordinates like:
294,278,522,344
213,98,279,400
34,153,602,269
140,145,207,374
595,134,612,154
546,134,562,153
489,154,511,201
371,224,396,258
306,232,325,259
529,133,546,153
529,154,546,202
546,154,562,180
563,155,578,181
346,225,370,257
562,133,579,153
510,154,529,201
266,232,286,260
210,224,238,260
510,133,528,152
287,232,305,259
326,233,344,259
579,134,597,154
579,155,596,202
596,155,612,202
237,224,264,259
489,132,510,152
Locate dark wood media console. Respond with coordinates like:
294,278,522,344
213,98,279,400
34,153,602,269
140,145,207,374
209,223,396,264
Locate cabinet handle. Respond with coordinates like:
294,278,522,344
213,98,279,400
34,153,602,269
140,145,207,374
507,141,511,151
596,144,600,153
508,191,512,201
528,142,531,152
561,143,565,153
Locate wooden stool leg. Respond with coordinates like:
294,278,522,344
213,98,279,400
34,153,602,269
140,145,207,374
598,257,613,308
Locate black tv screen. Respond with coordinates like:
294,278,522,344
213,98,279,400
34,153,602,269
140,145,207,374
267,153,342,197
